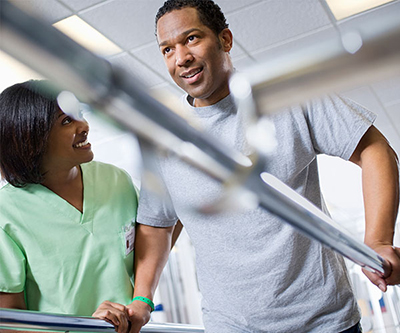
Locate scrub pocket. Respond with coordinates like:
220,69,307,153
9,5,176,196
117,219,135,291
119,220,135,257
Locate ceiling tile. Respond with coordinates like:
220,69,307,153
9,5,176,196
131,42,171,82
59,0,106,12
230,40,246,60
227,0,331,54
341,85,388,121
341,86,400,154
232,55,256,71
337,1,400,42
371,75,400,106
215,0,262,14
79,0,165,50
386,103,400,127
250,27,337,64
9,0,72,23
109,53,165,88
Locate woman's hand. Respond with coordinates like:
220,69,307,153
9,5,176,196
92,301,130,333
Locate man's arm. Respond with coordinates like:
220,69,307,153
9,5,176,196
127,223,175,333
349,125,400,291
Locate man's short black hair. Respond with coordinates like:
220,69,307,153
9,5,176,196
155,0,229,36
0,80,58,187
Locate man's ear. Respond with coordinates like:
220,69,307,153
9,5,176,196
219,28,233,52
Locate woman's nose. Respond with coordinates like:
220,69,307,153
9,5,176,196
76,119,89,134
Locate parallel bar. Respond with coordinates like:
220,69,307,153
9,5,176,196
0,0,247,182
0,1,389,275
235,11,400,114
0,309,205,333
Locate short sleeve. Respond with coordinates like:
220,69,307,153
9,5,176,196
0,227,26,292
137,171,178,228
305,95,376,160
137,147,178,228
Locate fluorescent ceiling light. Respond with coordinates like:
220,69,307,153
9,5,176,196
326,0,394,20
53,15,122,57
0,15,122,93
0,50,44,92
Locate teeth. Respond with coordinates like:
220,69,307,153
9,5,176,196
184,69,201,78
74,138,89,148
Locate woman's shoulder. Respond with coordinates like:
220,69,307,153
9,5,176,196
83,161,138,201
82,161,135,185
0,182,19,198
82,160,127,174
0,183,26,219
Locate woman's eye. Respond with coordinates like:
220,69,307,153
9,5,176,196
61,116,72,125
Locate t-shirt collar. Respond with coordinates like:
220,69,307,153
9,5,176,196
185,94,237,118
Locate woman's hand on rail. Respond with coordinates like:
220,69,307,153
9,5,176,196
92,300,130,333
126,301,151,333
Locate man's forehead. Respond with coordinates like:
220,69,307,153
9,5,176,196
157,8,202,37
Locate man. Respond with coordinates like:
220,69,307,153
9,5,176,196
127,0,400,332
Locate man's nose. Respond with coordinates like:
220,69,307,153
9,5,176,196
175,45,193,66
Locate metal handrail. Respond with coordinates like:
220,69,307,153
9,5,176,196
233,9,400,114
0,1,394,275
0,308,205,333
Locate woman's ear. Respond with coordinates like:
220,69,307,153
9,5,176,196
219,28,233,52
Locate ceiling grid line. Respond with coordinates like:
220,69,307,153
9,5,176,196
369,86,400,141
76,0,114,15
250,25,335,59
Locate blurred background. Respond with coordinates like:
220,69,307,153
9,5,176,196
1,0,400,332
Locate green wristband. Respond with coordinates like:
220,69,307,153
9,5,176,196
132,296,155,312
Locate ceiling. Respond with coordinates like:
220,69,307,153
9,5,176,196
4,0,400,149
2,0,400,240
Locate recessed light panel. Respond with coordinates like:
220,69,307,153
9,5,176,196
0,50,44,92
326,0,394,20
53,15,122,57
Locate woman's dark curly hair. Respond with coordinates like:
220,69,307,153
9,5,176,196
0,80,59,187
155,0,228,36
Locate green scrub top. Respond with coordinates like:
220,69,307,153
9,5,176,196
0,161,138,316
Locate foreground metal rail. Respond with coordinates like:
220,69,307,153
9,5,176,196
0,309,205,333
231,9,400,114
0,1,391,275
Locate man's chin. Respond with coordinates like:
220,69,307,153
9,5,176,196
183,86,208,100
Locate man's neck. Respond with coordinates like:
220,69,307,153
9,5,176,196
192,91,230,107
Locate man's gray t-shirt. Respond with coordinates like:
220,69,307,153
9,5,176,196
137,94,376,332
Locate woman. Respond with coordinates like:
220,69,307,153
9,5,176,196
0,80,141,332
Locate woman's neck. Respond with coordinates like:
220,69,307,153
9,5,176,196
42,165,84,213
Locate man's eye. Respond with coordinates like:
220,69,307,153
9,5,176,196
163,47,171,54
61,116,72,125
188,35,196,42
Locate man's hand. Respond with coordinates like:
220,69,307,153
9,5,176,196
92,301,130,333
126,301,151,333
362,243,400,292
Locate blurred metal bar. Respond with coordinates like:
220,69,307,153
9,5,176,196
0,308,205,333
0,1,390,275
0,0,248,182
232,10,400,114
